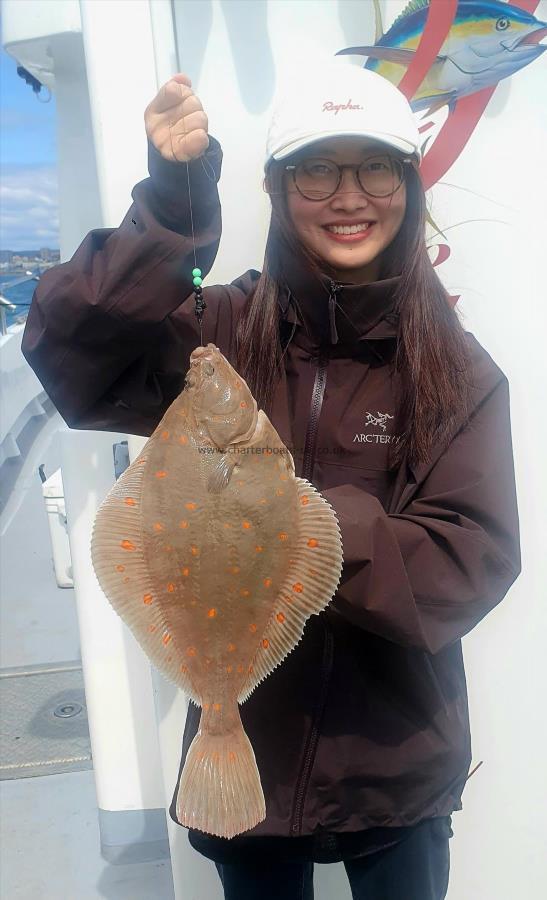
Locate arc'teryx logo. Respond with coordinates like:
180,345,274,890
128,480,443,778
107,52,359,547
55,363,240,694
365,412,394,432
322,99,364,115
353,411,400,445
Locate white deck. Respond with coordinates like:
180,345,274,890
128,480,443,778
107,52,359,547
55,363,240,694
0,401,175,899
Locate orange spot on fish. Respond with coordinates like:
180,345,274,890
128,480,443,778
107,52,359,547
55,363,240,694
263,578,272,588
190,546,199,556
228,565,240,574
123,577,130,583
280,473,288,481
240,401,247,408
242,521,251,529
237,480,244,486
180,664,188,673
178,435,188,444
234,381,242,389
227,643,236,652
185,502,197,510
240,589,250,597
301,496,309,505
307,538,319,548
207,609,217,618
237,665,244,673
164,545,173,552
266,449,272,455
249,666,254,674
121,540,136,551
143,594,153,605
255,545,263,552
309,568,318,577
278,532,288,541
155,470,167,478
203,703,210,711
229,751,237,762
179,520,189,529
153,522,164,532
226,665,233,673
262,639,270,649
187,647,197,657
276,488,284,496
161,430,169,440
249,624,257,633
162,633,172,645
292,582,304,593
181,567,190,576
116,565,125,572
167,583,176,593
259,498,267,504
276,612,286,623
148,624,157,633
213,703,221,712
124,497,137,506
137,457,146,465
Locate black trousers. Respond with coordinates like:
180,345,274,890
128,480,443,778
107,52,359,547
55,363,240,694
214,817,452,900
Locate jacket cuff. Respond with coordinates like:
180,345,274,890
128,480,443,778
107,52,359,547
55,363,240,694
147,134,223,194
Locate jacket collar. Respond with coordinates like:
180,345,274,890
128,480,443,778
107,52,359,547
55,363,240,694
276,241,401,355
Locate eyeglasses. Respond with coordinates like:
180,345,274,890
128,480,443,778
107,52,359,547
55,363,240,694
284,154,413,201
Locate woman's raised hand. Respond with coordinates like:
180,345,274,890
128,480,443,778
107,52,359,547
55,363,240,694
144,72,210,163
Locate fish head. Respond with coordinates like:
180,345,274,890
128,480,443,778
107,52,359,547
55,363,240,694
448,4,547,70
184,344,258,448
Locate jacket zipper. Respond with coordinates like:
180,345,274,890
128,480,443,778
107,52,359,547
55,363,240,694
301,354,328,482
290,619,334,836
290,281,339,836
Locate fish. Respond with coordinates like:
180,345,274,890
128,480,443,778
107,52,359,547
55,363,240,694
90,343,343,838
336,0,547,114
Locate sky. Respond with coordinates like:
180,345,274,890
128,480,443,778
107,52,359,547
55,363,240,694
0,19,59,251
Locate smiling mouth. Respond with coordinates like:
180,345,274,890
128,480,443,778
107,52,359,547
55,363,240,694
323,222,375,235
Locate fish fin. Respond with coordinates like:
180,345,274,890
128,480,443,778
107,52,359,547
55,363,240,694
238,478,343,703
392,0,430,29
207,452,237,493
90,448,201,706
336,45,445,66
373,0,383,44
175,702,266,837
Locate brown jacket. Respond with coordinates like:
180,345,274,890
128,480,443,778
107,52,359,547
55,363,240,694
21,136,521,864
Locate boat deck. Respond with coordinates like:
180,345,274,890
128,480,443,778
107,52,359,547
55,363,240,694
0,403,175,898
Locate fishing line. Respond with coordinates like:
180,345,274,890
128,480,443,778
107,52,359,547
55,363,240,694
168,82,217,347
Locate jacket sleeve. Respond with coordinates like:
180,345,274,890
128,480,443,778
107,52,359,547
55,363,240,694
21,136,223,437
321,374,522,655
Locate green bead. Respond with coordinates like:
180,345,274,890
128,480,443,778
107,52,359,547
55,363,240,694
192,267,202,277
193,276,203,287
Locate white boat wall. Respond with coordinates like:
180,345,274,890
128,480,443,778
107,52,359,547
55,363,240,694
1,1,545,899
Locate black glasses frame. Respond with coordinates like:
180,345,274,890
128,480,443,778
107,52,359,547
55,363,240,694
284,155,414,200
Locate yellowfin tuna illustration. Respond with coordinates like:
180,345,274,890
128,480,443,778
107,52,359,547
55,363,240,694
337,0,547,114
90,344,343,838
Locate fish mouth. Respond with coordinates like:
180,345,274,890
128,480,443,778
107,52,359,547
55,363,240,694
502,24,547,51
190,343,217,364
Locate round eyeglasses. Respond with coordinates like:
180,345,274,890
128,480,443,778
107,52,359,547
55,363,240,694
284,154,413,201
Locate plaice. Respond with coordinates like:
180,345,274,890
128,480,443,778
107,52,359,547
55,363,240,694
90,343,343,838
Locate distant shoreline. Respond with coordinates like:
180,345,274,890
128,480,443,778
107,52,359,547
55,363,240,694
1,265,57,278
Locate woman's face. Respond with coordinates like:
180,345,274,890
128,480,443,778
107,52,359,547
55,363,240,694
284,136,407,284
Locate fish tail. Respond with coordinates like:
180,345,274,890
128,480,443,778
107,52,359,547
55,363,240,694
175,706,266,838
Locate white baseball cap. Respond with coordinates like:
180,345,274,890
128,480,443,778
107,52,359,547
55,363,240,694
265,61,421,168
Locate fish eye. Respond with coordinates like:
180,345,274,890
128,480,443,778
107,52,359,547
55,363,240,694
495,16,510,30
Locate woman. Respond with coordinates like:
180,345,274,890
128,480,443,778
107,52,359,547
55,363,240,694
21,63,521,900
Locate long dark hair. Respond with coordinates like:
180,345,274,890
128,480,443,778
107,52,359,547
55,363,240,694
234,154,474,473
